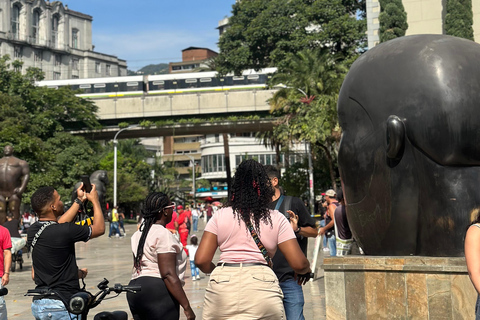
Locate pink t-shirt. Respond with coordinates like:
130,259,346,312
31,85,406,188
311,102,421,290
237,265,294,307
205,207,295,264
131,224,187,285
0,226,11,277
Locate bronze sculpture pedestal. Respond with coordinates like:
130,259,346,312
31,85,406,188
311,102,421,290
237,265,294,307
322,256,476,319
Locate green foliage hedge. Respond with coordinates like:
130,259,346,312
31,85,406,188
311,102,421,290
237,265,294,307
445,0,474,40
379,0,408,42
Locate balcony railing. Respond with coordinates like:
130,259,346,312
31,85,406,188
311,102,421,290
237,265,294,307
6,32,70,52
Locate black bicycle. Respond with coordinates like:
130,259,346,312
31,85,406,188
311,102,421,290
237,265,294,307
26,278,140,320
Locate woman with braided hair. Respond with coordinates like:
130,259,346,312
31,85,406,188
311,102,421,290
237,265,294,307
126,192,195,320
195,159,311,319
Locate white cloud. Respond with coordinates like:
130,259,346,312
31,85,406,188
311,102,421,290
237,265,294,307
93,30,220,70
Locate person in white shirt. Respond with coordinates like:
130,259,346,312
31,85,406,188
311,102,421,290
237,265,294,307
185,235,200,281
191,207,199,232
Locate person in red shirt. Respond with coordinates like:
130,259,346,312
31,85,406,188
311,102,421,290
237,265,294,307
175,205,189,254
165,205,177,236
184,205,192,234
0,225,11,319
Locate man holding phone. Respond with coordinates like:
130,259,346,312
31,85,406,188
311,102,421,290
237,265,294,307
264,165,317,320
27,182,105,319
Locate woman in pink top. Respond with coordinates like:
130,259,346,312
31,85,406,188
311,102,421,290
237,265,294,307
195,159,311,319
127,192,195,320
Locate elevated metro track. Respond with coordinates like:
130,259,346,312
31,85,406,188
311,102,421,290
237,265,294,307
91,89,276,121
71,119,277,141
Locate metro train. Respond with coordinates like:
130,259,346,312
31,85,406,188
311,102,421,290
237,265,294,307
35,68,277,99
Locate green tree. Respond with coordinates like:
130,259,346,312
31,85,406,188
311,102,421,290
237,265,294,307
150,156,178,195
281,162,308,198
0,56,102,204
445,0,474,40
217,0,365,74
98,140,153,208
379,0,408,42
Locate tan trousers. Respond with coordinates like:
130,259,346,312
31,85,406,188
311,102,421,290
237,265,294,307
203,264,285,320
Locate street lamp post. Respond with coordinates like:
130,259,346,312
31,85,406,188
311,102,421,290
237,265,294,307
274,84,315,216
113,125,137,208
185,154,196,208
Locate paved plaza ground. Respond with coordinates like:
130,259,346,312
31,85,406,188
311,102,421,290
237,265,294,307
6,219,327,319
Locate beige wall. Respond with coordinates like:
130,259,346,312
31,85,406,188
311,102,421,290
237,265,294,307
403,0,444,35
474,0,480,42
369,0,480,48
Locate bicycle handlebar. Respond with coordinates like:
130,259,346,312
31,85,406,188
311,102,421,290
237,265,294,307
26,279,141,317
112,284,141,293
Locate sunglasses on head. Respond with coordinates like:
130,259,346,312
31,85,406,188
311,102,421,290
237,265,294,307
163,202,176,210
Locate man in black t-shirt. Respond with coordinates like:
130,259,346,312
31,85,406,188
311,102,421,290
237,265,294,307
264,165,317,320
27,183,105,319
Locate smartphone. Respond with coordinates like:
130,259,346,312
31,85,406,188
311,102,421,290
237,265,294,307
81,175,92,193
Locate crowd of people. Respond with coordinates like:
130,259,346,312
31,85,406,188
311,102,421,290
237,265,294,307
0,157,421,319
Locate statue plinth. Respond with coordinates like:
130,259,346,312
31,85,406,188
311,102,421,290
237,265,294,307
322,256,476,319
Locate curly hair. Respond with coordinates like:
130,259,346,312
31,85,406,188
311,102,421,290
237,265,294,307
134,192,170,271
227,159,275,234
31,186,55,216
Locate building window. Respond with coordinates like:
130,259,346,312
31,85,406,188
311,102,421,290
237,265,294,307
14,46,22,59
95,62,101,73
72,75,79,79
106,64,111,75
53,71,61,80
72,58,79,70
72,29,79,49
34,50,42,63
51,15,59,47
55,54,61,66
32,10,40,44
11,5,20,40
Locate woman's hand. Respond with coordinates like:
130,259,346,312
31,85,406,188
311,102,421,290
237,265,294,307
287,210,299,231
184,305,196,320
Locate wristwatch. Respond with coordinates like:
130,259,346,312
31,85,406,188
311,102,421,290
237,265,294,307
74,198,83,205
295,226,301,234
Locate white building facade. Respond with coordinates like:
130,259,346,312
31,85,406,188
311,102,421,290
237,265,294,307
198,134,306,199
0,0,127,80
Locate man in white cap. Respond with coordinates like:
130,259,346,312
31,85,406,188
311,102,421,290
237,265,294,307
319,189,338,256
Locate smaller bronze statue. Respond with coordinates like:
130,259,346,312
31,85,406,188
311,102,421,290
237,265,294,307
0,145,30,224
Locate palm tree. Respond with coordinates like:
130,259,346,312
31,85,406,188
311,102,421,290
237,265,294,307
270,48,346,105
268,48,348,190
193,57,218,72
255,130,283,169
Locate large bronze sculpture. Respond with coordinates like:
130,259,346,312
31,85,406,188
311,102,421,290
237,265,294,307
0,145,30,224
337,34,480,256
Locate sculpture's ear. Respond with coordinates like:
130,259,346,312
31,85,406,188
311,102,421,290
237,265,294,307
386,115,405,167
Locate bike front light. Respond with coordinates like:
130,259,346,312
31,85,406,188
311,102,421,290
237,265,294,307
69,292,90,315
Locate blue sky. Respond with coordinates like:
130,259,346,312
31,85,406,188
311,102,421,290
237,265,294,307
66,1,236,70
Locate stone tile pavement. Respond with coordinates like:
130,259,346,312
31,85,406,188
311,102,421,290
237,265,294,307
6,219,327,319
